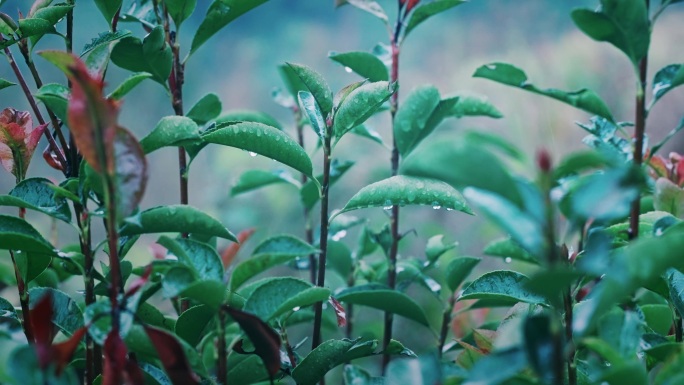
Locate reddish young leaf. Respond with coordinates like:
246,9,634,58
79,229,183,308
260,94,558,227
103,331,127,385
124,264,152,299
52,327,87,374
0,108,47,181
30,295,54,366
223,306,282,377
144,325,201,385
328,296,347,327
42,145,65,171
221,227,256,268
124,356,146,385
406,0,420,13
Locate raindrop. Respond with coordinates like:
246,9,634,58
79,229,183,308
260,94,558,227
249,152,257,157
293,306,301,312
344,66,353,73
446,208,454,211
505,257,512,264
331,230,347,241
432,203,441,210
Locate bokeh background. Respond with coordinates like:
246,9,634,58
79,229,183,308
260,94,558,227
1,0,683,358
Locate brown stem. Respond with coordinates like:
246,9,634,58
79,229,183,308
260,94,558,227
312,136,332,350
628,53,649,240
217,310,228,384
437,293,456,358
280,325,297,369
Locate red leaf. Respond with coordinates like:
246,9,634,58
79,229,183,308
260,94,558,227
406,0,420,13
52,327,87,375
221,227,256,268
29,295,54,367
223,306,282,377
124,356,146,385
0,108,47,180
329,296,347,327
144,325,200,385
42,145,65,171
103,332,127,385
125,264,152,299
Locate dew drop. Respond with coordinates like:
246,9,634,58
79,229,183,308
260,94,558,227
293,306,301,312
344,66,353,73
432,202,441,210
249,152,257,157
446,207,454,211
505,257,512,264
331,230,347,241
383,199,393,210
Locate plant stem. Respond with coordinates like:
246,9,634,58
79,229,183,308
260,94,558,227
629,3,650,240
217,309,228,385
294,107,316,284
382,18,402,375
437,293,456,358
345,274,354,339
104,176,123,335
564,289,576,385
312,136,332,350
9,250,34,344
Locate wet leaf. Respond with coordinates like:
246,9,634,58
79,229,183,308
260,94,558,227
223,306,281,377
298,91,327,140
329,51,388,82
292,338,379,385
140,116,201,154
425,234,457,263
191,0,270,54
336,283,430,327
161,267,226,309
404,0,466,38
0,215,55,255
343,0,388,24
445,257,481,292
120,205,237,241
186,93,221,125
216,109,282,129
82,30,132,57
652,64,684,105
231,169,300,197
286,62,334,115
394,85,441,157
107,72,152,100
243,277,329,320
157,236,223,281
175,304,214,346
94,0,122,25
448,92,503,119
29,287,84,336
484,237,539,265
0,177,71,223
334,81,395,142
459,270,549,306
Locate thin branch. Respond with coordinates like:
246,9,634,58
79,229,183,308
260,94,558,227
312,136,332,350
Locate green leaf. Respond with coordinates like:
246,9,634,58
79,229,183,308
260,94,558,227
652,64,684,106
84,300,135,344
164,0,197,27
243,277,329,321
343,365,384,385
253,234,318,255
0,296,19,323
162,267,226,309
523,314,561,383
82,30,132,57
329,51,388,82
351,124,385,146
394,85,441,157
94,0,122,25
404,0,466,38
157,236,223,281
654,178,684,218
142,26,172,84
140,116,201,154
337,175,471,215
35,83,69,122
215,110,282,129
13,250,51,284
473,62,614,122
0,78,15,91
176,304,214,346
191,0,270,55
292,338,379,385
461,348,527,385
344,0,388,23
231,169,300,196
425,234,457,263
667,268,684,320
336,283,430,327
463,187,544,257
202,121,314,178
571,0,650,66
29,287,84,335
298,91,327,140
484,237,540,265
120,205,237,241
301,160,354,211
17,18,53,40
186,93,222,125
448,92,503,119
552,150,612,180
641,304,673,335
286,63,334,115
0,177,71,223
445,257,481,292
107,72,152,100
0,215,55,255
83,43,111,78
334,81,395,142
459,270,549,305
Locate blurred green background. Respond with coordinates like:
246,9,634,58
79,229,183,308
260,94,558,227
0,0,682,355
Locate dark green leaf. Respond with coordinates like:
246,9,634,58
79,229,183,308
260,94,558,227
17,18,53,40
641,304,672,335
460,270,549,305
298,91,327,140
94,0,122,25
337,175,471,215
120,205,237,241
164,0,197,27
203,121,314,178
445,257,481,292
162,267,226,309
523,314,561,384
286,62,334,115
291,338,379,385
142,26,172,84
231,169,300,196
652,64,684,105
0,296,18,323
484,237,539,265
667,269,684,320
394,85,441,157
35,83,69,122
108,72,152,100
140,116,201,154
404,0,466,38
343,365,383,385
29,287,84,335
157,236,223,281
351,124,385,146
425,234,457,263
253,234,318,255
215,110,282,129
329,51,388,82
0,177,71,223
463,348,527,385
186,93,222,125
334,81,395,142
336,283,430,327
243,277,329,320
474,62,614,122
176,304,214,346
0,78,15,91
82,30,132,57
0,215,55,255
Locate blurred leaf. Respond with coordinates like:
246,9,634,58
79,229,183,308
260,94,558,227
112,127,147,221
140,116,201,154
651,118,684,156
0,215,55,255
231,169,300,196
329,51,388,82
298,91,327,140
577,117,632,160
394,85,441,157
448,92,503,119
186,93,221,125
82,30,131,56
164,0,197,27
203,121,314,178
337,175,471,215
161,267,226,309
343,0,388,23
107,72,152,100
571,0,650,66
655,350,684,385
253,234,318,255
176,304,214,346
652,64,684,106
17,18,53,40
301,160,354,210
552,150,612,180
667,269,684,321
285,62,333,115
523,314,561,384
474,62,614,122
0,177,71,223
144,325,201,384
94,0,122,25
120,205,237,241
343,365,383,385
224,306,281,377
157,236,223,281
641,304,672,335
463,348,527,385
191,0,270,55
460,270,549,305
215,109,282,129
334,81,395,142
445,257,481,292
292,339,379,385
336,283,430,327
29,287,84,336
654,178,684,218
484,237,539,265
425,234,457,263
35,83,69,122
351,124,385,146
404,0,466,38
84,300,135,345
243,277,329,320
221,227,256,268
525,268,583,307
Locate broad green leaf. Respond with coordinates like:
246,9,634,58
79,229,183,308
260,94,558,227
552,150,612,180
401,138,523,207
84,43,111,78
0,296,18,323
243,277,329,321
394,85,441,157
337,175,471,215
191,0,270,55
142,26,172,84
448,92,503,119
107,72,152,100
484,237,539,265
140,116,201,154
164,0,197,27
598,308,643,362
29,287,84,335
35,83,69,122
463,187,544,257
301,160,354,211
215,110,282,129
459,270,548,305
404,0,466,38
327,240,353,279
253,234,318,255
0,215,55,255
652,64,684,105
94,0,122,25
571,0,650,66
162,266,226,309
445,257,481,292
120,205,237,241
292,338,379,385
641,304,672,335
176,304,214,346
0,78,15,91
231,169,300,196
278,63,307,98
654,349,684,385
351,124,385,146
333,80,367,113
654,178,684,218
298,91,327,140
286,63,334,115
474,62,614,122
0,177,71,223
157,236,223,281
84,300,135,344
329,51,388,82
227,355,270,384
82,30,132,56
203,121,314,178
336,283,430,327
13,250,51,284
17,18,53,40
334,81,395,142
186,93,222,125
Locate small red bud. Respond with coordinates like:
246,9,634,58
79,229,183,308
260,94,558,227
536,148,552,173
